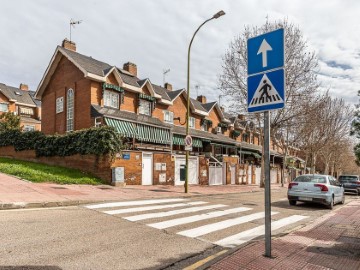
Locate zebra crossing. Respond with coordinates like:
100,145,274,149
85,198,308,248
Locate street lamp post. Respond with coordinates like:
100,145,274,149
185,10,225,193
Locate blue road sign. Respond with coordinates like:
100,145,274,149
247,69,285,113
247,28,284,75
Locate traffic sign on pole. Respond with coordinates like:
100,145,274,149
246,28,285,258
184,135,193,151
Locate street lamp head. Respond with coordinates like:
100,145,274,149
213,10,225,19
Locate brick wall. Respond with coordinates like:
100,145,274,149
42,56,90,134
153,152,174,185
198,156,209,185
0,146,113,183
112,151,142,185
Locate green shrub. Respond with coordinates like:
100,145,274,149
14,131,45,151
0,129,21,147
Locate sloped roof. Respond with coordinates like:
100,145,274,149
202,101,217,112
167,89,185,101
0,83,36,106
151,84,171,101
190,98,207,112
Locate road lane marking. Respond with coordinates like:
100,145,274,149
85,198,187,209
215,215,308,248
103,201,207,215
147,207,251,229
183,249,228,270
178,211,279,238
126,204,228,222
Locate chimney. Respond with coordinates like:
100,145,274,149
62,38,76,52
19,83,29,91
196,95,207,104
220,106,225,112
123,62,137,77
164,83,172,91
238,114,245,120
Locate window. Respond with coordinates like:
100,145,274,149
242,133,249,142
20,107,34,115
0,103,8,112
139,99,151,116
95,117,102,127
189,117,195,129
66,88,74,132
163,110,174,124
104,90,119,109
201,122,208,131
23,125,35,132
56,97,64,113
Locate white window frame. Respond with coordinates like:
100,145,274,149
139,99,151,116
56,97,64,113
104,90,119,109
0,103,8,112
163,110,174,124
23,125,35,132
66,88,74,132
189,117,195,129
95,117,102,127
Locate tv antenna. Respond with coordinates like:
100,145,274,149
163,69,170,85
195,84,200,97
70,19,82,42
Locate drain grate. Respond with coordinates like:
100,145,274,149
243,203,258,206
98,187,113,190
51,187,67,190
149,189,171,192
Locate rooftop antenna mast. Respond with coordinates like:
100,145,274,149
163,69,170,85
195,84,200,97
70,18,82,42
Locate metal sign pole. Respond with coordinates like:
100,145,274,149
264,110,271,257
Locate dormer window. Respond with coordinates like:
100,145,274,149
163,110,174,124
104,90,119,109
189,117,195,129
139,99,151,116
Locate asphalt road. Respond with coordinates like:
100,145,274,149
0,189,357,270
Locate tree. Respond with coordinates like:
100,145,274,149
219,18,320,185
350,90,360,164
0,112,21,132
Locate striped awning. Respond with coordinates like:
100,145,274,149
105,117,170,145
105,117,136,137
136,124,171,145
172,135,203,148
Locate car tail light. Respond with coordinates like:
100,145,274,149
314,184,329,192
356,181,360,185
288,183,298,189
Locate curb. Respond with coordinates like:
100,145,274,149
0,200,102,210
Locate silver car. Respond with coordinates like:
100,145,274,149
287,174,345,209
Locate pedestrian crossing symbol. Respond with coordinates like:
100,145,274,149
247,69,285,113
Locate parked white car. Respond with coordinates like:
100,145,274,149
287,174,345,209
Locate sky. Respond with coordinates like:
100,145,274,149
1,0,359,107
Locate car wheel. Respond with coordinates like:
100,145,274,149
327,196,334,209
289,200,296,206
340,193,345,204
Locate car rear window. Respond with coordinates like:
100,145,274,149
293,175,326,183
338,176,359,182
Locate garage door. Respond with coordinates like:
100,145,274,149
271,168,278,184
255,167,261,185
175,156,199,185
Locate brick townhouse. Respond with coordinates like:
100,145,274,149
35,39,289,185
0,83,41,131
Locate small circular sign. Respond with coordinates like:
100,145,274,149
184,135,193,147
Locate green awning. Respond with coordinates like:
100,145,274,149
136,124,171,144
172,135,203,148
105,117,170,145
105,117,136,138
239,150,261,158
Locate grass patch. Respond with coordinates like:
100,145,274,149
0,157,104,185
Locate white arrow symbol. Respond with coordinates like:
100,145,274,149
257,39,272,67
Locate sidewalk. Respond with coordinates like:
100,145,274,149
0,172,282,210
209,199,360,270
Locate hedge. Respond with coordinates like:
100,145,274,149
0,126,123,158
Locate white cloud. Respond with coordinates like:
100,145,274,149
0,0,359,107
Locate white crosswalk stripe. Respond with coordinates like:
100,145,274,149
177,211,278,238
126,204,228,222
85,198,188,209
214,215,308,248
85,199,308,249
104,201,207,215
147,207,251,229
